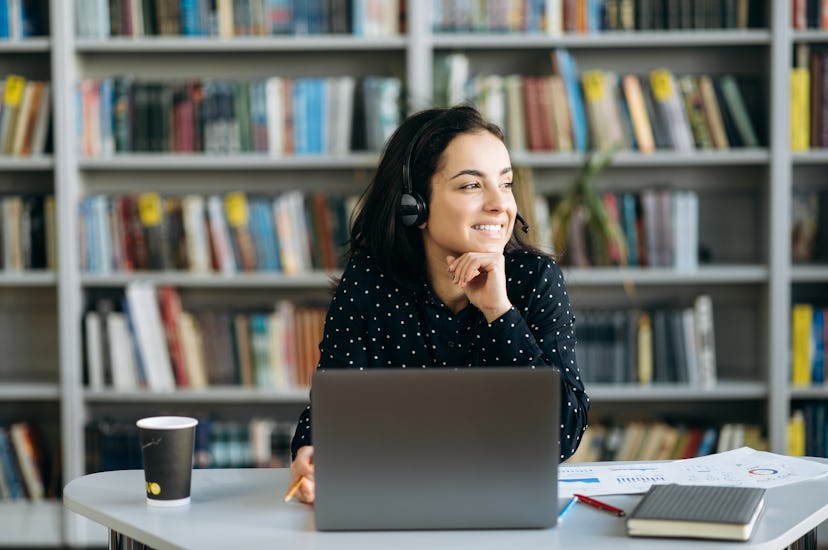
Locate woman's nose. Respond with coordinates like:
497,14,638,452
484,187,510,212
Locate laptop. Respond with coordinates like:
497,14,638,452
311,367,561,531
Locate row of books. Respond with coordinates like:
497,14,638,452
0,75,52,157
792,0,828,29
432,0,757,34
0,422,56,502
79,191,355,274
789,401,828,458
0,0,48,39
791,45,828,151
577,296,717,387
792,190,828,264
85,416,297,473
791,303,827,387
530,187,698,269
76,75,401,155
437,50,761,154
76,0,402,39
567,420,766,463
0,194,55,271
84,286,326,392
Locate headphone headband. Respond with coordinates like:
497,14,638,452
399,114,439,227
401,116,436,196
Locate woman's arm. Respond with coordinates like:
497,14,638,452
474,253,590,460
290,256,371,458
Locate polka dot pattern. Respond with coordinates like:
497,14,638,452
291,250,590,461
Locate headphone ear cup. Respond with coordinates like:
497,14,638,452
400,192,428,227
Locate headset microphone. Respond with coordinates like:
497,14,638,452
515,213,530,233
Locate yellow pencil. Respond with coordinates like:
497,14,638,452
283,475,305,503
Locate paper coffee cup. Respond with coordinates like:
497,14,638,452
136,416,198,506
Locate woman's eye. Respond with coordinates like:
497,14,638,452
460,182,480,189
502,181,514,188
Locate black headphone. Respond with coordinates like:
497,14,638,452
398,117,529,233
399,120,431,227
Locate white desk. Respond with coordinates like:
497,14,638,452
64,467,828,550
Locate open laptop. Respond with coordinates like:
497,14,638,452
311,367,561,531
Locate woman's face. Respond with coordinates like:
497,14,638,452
420,131,516,258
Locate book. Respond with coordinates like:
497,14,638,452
125,281,176,391
157,286,189,387
694,294,717,388
719,74,760,148
791,65,811,151
0,74,26,154
9,422,45,500
178,311,209,389
627,484,766,541
788,409,807,456
649,68,694,152
84,310,105,390
792,303,814,386
0,427,25,500
106,311,140,390
622,74,655,153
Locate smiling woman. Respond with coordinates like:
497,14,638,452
285,105,590,505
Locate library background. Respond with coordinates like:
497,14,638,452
0,0,827,547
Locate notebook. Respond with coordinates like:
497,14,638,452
626,483,766,541
311,367,561,531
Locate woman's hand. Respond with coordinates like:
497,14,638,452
447,253,512,322
287,445,315,504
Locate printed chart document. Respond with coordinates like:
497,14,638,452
560,447,828,497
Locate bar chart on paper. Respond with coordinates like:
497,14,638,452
559,448,828,497
559,464,670,497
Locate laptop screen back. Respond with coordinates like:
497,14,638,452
311,367,561,531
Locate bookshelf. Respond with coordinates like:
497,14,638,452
0,0,824,547
789,8,828,471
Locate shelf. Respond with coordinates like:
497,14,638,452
511,149,770,168
81,266,769,288
0,38,51,52
588,381,767,401
792,150,828,164
78,153,379,170
791,265,828,282
0,382,60,400
789,386,828,399
76,151,770,171
0,156,54,171
0,500,63,547
432,30,771,49
75,35,408,52
84,387,309,404
563,265,768,285
0,271,58,286
82,270,338,288
792,30,828,43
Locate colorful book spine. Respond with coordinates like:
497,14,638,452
792,303,814,386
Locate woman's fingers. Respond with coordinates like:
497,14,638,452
449,253,496,287
288,446,316,504
298,477,315,504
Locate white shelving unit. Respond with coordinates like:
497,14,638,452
0,0,825,547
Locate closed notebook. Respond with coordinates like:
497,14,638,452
626,484,765,541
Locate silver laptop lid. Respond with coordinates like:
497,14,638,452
312,367,560,531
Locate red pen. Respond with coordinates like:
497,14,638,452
573,494,626,517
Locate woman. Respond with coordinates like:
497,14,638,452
287,105,589,504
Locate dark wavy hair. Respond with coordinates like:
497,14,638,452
348,104,540,290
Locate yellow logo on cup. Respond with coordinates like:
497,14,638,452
146,482,161,495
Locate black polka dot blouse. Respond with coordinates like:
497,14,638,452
290,249,590,461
